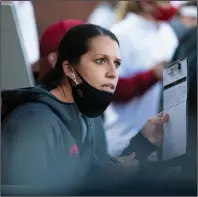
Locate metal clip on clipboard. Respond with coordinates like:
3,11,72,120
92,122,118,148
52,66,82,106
167,60,181,74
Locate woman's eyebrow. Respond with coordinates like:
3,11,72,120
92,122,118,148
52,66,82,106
94,54,122,61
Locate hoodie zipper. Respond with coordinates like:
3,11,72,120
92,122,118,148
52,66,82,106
71,105,83,148
71,105,92,154
71,105,101,169
72,105,95,157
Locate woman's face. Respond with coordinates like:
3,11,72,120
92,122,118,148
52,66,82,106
75,36,121,93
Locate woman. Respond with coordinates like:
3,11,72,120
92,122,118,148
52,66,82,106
1,24,168,195
104,0,178,157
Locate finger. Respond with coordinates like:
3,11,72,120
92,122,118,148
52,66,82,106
155,113,169,122
156,112,169,118
156,112,164,117
163,113,169,122
150,116,168,125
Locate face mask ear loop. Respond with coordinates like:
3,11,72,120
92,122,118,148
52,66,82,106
71,67,79,85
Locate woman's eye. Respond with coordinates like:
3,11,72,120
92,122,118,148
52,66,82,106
95,59,105,64
115,61,121,68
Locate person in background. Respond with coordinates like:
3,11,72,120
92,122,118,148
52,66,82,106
105,0,179,158
170,0,197,40
35,19,85,83
1,23,169,195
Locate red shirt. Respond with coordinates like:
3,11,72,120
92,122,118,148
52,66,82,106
113,70,159,103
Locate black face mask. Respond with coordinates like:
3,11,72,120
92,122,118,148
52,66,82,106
71,70,114,118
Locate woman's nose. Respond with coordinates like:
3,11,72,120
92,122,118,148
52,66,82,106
106,64,118,79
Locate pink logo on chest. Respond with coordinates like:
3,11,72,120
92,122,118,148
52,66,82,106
69,144,79,154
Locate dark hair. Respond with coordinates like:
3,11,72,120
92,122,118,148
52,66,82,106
182,1,197,7
41,24,119,88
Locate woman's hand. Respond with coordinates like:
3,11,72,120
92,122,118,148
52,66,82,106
109,153,139,178
141,112,169,147
119,153,139,168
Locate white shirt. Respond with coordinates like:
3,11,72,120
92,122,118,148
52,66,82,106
87,2,116,29
104,13,178,157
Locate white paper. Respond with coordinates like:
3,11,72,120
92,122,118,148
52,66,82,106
162,58,188,161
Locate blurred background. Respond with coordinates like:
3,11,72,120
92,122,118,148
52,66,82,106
1,0,197,90
1,1,99,90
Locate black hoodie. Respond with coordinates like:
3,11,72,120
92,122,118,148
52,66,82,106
1,86,109,195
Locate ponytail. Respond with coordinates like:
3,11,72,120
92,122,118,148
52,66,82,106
39,60,65,89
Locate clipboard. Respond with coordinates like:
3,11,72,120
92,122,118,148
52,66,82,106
162,57,189,161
